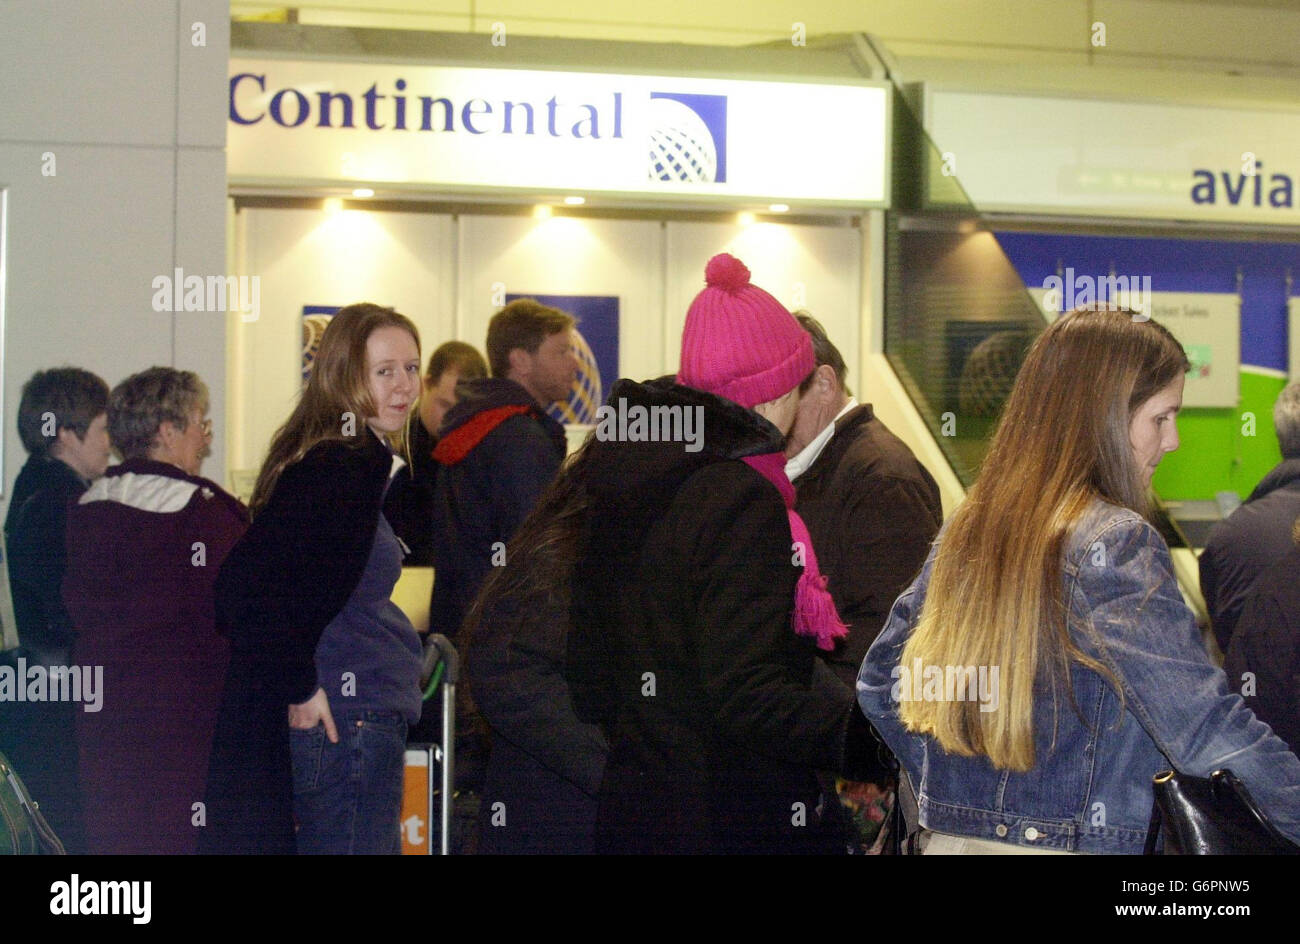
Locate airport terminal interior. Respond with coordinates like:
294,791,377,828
5,0,1300,881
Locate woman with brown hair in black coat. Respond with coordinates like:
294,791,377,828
564,255,883,854
202,303,425,854
463,441,607,854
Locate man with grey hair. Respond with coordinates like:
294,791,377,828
1201,381,1300,653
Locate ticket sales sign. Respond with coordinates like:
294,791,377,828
228,59,890,206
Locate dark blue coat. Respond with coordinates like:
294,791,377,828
1225,542,1300,757
0,453,89,851
429,378,566,641
4,454,86,662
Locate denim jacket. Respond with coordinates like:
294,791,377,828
857,498,1300,854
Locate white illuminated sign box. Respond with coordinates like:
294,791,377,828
227,59,889,206
924,88,1300,225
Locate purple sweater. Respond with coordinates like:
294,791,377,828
63,458,248,854
313,475,423,725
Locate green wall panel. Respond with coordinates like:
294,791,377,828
1153,369,1286,501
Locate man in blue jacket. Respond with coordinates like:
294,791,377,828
429,299,577,643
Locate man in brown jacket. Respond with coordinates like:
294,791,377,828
785,314,943,687
785,313,943,852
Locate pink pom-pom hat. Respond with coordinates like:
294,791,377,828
675,252,847,652
677,253,815,410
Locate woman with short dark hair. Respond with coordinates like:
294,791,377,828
7,366,110,664
63,367,247,854
2,366,110,853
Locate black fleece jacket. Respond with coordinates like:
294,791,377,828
201,430,395,855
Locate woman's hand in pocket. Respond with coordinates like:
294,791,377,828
289,687,339,743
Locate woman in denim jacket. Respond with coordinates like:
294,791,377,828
858,306,1300,854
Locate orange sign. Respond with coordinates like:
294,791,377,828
401,748,432,855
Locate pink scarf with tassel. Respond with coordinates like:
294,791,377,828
741,451,848,652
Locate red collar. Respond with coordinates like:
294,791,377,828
432,404,534,465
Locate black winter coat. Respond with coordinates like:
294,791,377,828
792,404,942,687
471,589,608,854
1225,543,1300,756
566,378,881,854
4,454,87,662
1200,457,1300,652
0,454,89,852
383,419,437,566
201,431,396,854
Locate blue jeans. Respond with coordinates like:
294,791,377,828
290,710,407,855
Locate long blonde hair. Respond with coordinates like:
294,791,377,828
900,307,1189,770
250,303,421,515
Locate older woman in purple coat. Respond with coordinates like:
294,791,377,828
64,368,247,855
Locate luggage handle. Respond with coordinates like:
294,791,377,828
420,634,458,854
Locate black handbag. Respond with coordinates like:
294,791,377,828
1144,768,1300,855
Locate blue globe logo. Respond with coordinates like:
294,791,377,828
648,97,718,183
547,328,603,426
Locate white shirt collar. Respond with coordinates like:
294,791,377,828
370,426,407,479
785,397,858,482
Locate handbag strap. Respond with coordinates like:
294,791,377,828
1214,770,1300,852
1143,745,1180,856
0,531,21,652
1143,777,1167,855
892,766,922,855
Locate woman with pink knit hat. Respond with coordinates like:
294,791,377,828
554,252,885,853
